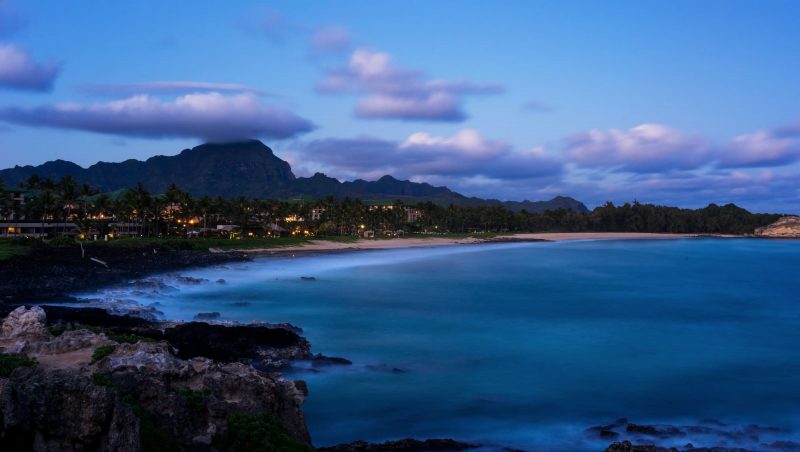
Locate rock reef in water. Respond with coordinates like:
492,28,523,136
755,216,800,238
319,438,478,451
0,306,311,450
595,418,798,452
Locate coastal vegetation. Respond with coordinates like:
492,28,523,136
211,412,315,452
90,344,115,364
0,353,37,377
0,176,782,244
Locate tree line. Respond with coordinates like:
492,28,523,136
0,175,782,237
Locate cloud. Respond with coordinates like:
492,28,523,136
565,168,800,212
310,26,351,55
296,129,561,180
566,123,712,173
521,101,553,113
80,81,270,97
317,47,503,121
238,8,292,43
719,129,800,168
0,92,314,141
0,44,59,91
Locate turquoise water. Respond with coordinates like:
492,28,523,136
78,239,800,450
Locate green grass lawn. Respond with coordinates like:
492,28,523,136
87,236,314,251
0,239,30,261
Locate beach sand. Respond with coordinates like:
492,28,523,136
212,232,721,255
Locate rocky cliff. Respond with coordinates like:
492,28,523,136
754,216,800,238
0,306,312,451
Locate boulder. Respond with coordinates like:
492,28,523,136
1,306,49,341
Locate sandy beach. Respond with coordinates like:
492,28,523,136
212,232,717,255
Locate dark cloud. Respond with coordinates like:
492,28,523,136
317,48,503,122
0,92,314,141
0,44,59,91
79,81,270,97
297,129,562,180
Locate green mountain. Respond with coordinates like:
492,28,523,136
0,140,588,213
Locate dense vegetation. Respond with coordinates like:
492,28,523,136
0,353,37,377
212,412,314,452
0,175,782,241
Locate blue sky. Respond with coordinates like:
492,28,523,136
1,0,799,212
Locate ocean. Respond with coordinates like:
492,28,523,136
74,238,800,450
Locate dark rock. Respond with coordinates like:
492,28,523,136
311,354,353,367
300,276,316,281
605,441,677,452
163,322,311,367
586,426,620,439
626,423,686,439
319,438,478,452
172,275,208,285
193,312,221,320
765,440,800,450
366,363,407,374
216,279,226,284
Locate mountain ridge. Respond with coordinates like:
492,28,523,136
0,140,588,213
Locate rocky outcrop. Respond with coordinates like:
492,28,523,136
595,419,797,452
0,306,311,451
1,306,48,341
755,216,800,238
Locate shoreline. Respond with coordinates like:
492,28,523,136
212,232,738,256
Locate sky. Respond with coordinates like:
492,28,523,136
0,0,799,212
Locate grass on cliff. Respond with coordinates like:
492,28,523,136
91,372,113,387
174,386,212,413
90,345,116,364
212,412,313,452
0,353,37,377
88,236,313,252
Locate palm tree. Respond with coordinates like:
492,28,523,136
57,176,78,234
196,196,212,237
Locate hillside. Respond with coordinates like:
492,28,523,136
0,140,588,213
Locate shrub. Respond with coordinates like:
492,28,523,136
90,345,116,364
174,386,211,412
91,372,113,387
48,236,77,247
0,353,37,377
212,412,313,452
47,326,65,337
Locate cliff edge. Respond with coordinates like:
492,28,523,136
0,306,312,451
754,216,800,238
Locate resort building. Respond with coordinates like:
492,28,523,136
311,207,327,221
109,222,144,237
404,207,423,223
0,222,79,238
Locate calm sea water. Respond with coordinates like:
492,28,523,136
74,239,800,450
